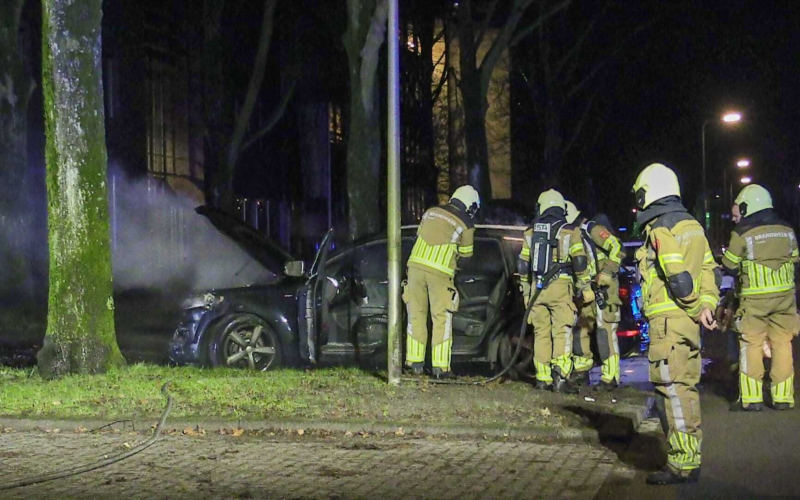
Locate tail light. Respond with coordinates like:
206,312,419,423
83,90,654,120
619,286,630,300
617,329,640,337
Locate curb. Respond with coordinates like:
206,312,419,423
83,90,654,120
0,400,651,444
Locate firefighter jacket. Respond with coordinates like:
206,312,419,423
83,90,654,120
577,217,625,305
408,203,475,278
518,210,590,301
721,209,799,297
634,198,720,320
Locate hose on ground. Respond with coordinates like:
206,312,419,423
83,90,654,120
402,265,566,386
0,382,174,491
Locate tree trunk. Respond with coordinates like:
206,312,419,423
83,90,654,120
0,0,34,300
460,72,492,201
38,0,125,378
344,0,387,241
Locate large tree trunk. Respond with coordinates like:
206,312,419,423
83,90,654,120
0,0,34,300
38,0,124,378
459,72,492,200
344,0,387,241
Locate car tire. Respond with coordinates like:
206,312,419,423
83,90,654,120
207,313,283,371
497,326,533,381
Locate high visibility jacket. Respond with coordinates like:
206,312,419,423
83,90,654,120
721,210,799,297
577,219,625,305
578,219,625,277
518,216,590,301
408,204,474,277
635,209,720,320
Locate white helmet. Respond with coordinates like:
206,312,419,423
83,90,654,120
451,185,481,219
565,200,580,224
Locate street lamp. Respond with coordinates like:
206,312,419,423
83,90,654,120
702,111,743,230
737,159,750,168
741,176,752,184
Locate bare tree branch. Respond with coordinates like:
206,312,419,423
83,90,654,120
432,66,449,104
565,21,650,100
474,0,500,53
225,0,278,172
562,90,600,158
508,0,571,49
555,0,610,83
240,74,298,152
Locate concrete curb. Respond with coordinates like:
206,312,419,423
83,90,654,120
0,399,652,444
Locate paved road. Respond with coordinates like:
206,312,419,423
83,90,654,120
597,336,800,499
0,431,616,499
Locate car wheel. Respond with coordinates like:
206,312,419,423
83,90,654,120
208,314,283,370
497,327,533,380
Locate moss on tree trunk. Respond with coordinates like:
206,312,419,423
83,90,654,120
38,0,124,378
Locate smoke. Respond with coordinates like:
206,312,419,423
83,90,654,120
108,166,276,295
0,165,278,304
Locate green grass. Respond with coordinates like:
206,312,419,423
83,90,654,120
0,364,646,429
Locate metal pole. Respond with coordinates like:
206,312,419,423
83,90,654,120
386,0,402,386
701,120,709,232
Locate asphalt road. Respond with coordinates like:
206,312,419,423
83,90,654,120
596,335,800,499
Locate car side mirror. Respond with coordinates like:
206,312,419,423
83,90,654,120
284,260,305,277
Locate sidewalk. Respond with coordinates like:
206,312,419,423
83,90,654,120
0,429,619,499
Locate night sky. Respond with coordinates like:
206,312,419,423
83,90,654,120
589,0,800,229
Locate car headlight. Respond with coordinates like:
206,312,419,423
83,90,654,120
180,292,221,310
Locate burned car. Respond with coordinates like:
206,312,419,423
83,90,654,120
169,208,646,373
170,208,529,372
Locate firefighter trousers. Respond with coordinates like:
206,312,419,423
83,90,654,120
735,292,800,407
403,267,459,371
648,314,702,473
573,301,621,383
529,278,576,381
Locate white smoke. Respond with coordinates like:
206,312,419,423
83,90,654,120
108,167,276,295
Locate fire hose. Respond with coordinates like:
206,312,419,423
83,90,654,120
0,382,174,491
402,264,566,386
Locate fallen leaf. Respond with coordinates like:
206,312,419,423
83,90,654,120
74,426,87,434
344,431,354,438
231,428,245,437
539,407,551,417
297,429,305,436
183,427,197,436
394,427,405,437
122,442,132,449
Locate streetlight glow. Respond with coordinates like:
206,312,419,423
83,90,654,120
723,112,742,123
737,159,750,168
741,176,752,184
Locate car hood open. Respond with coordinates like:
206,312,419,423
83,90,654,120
195,206,297,276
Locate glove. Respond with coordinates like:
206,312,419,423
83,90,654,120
581,288,595,303
597,272,614,288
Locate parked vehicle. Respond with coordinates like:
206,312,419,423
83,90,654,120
169,208,648,372
170,208,530,373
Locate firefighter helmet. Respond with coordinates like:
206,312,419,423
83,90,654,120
565,200,580,224
451,185,481,219
536,189,565,215
632,163,681,209
734,184,772,218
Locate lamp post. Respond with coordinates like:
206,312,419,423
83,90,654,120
386,0,401,385
702,112,742,231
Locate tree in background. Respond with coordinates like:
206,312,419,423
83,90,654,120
38,0,124,377
343,0,389,241
452,0,569,201
0,0,35,300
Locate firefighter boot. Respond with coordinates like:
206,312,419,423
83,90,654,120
594,379,619,392
729,400,763,412
404,362,424,376
772,403,792,411
570,371,591,386
646,467,701,485
431,367,455,380
553,373,579,395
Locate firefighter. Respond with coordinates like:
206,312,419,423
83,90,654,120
519,189,591,394
721,184,800,411
632,163,720,485
565,201,626,391
403,185,479,379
